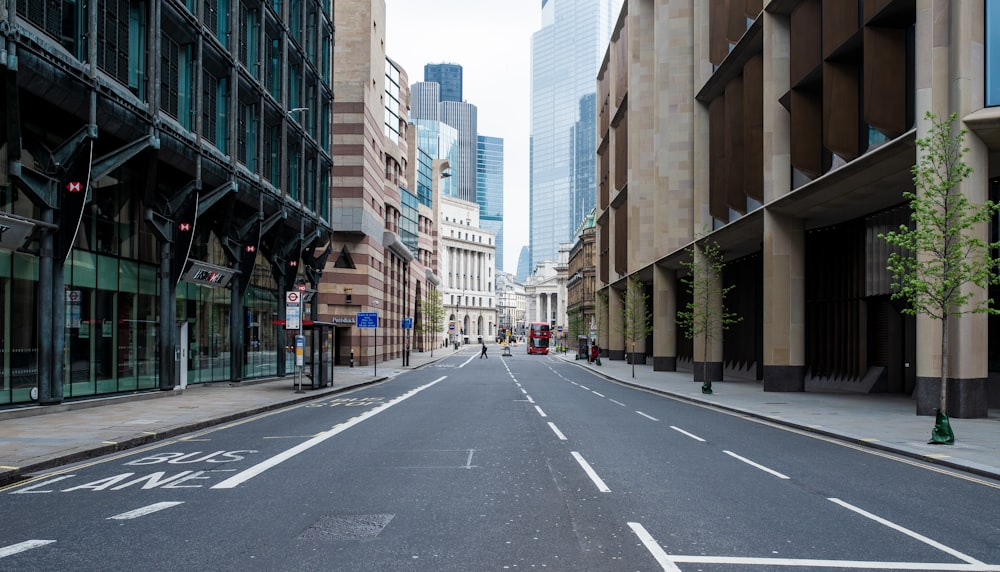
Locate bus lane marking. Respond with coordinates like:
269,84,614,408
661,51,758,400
108,502,184,520
212,376,447,489
0,540,56,559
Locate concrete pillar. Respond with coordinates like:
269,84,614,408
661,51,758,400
762,209,805,391
653,264,677,371
608,287,625,360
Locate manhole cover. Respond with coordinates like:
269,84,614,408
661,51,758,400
299,514,395,541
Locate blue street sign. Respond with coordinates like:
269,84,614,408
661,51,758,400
402,317,413,329
356,312,378,328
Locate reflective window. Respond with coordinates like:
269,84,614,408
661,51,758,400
990,0,1000,106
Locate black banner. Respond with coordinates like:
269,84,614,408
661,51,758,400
239,220,262,297
56,140,93,262
170,192,200,286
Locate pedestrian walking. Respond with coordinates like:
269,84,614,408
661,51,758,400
480,342,488,359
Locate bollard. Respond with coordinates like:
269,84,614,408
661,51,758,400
350,349,354,368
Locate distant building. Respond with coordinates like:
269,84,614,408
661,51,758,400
424,63,463,103
410,81,440,121
439,196,497,344
440,101,479,203
516,246,532,282
477,135,505,271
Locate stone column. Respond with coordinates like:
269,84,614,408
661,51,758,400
608,287,625,360
762,209,805,391
653,264,677,371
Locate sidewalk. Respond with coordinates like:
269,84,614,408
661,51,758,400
2,346,998,488
0,345,465,487
554,351,1000,481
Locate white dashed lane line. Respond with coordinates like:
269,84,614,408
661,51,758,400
0,540,56,559
636,411,659,422
670,426,706,442
108,501,185,520
534,406,548,418
571,451,611,493
548,422,568,441
724,450,790,480
609,399,626,407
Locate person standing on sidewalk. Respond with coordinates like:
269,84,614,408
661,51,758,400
480,342,488,359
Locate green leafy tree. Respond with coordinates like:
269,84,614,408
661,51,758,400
614,276,654,378
676,239,742,393
419,290,447,357
880,112,1000,443
568,306,586,357
593,290,608,365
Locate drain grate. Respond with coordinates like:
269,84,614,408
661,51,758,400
299,514,395,541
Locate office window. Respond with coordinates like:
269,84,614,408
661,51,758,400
989,0,1000,106
161,35,193,129
202,71,228,153
16,0,84,58
97,0,146,99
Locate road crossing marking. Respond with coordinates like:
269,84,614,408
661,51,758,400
829,498,988,566
628,522,682,571
670,426,706,442
0,540,56,559
534,406,547,418
636,411,659,422
724,450,790,479
571,452,610,492
548,422,567,441
108,501,184,520
212,376,448,489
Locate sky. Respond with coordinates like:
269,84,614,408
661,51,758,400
384,0,541,276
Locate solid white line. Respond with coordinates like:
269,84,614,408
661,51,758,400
670,555,1000,570
724,450,790,479
526,395,535,403
548,422,567,441
213,376,447,489
829,498,987,565
670,425,706,442
571,451,610,492
609,399,626,407
108,501,184,520
534,405,547,418
591,391,605,397
636,411,659,422
627,522,682,571
0,540,56,559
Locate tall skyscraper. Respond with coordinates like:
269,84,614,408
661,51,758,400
477,135,505,271
410,81,440,121
529,0,622,272
517,246,532,282
440,100,478,203
424,63,463,102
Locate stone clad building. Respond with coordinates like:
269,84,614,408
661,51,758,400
595,0,1000,417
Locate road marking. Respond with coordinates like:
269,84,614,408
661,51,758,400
667,555,1000,570
571,451,610,492
534,406,547,418
548,422,567,441
526,395,535,403
0,540,56,559
579,385,590,390
457,355,477,368
627,522,682,571
108,501,184,520
670,426,706,442
829,498,987,566
213,376,447,489
0,466,17,470
609,399,626,407
591,391,605,397
724,450,790,479
464,450,476,469
636,411,659,422
570,381,579,386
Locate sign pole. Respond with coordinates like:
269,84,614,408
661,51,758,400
374,322,377,377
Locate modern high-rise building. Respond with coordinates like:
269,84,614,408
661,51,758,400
0,0,334,405
424,63,464,103
440,101,479,203
517,246,532,282
413,119,459,198
529,0,622,273
596,0,1000,418
410,82,441,121
477,135,505,271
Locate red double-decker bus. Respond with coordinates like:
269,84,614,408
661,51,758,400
527,322,551,355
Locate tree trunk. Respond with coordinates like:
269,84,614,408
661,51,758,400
940,315,949,414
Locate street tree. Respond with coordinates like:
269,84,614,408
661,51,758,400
419,289,447,357
593,290,608,365
879,112,1000,444
568,306,587,358
676,239,742,394
614,276,654,378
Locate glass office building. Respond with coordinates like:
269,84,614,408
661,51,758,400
424,63,464,103
477,135,505,271
441,101,479,204
529,0,622,271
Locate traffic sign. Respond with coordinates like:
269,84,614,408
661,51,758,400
286,291,300,304
557,325,563,333
356,312,378,328
298,283,306,292
402,317,413,329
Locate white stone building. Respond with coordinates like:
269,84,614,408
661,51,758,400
439,195,498,344
524,243,571,346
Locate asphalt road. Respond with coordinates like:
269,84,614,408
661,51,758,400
2,351,999,571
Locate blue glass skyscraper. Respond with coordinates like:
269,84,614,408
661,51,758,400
529,0,622,271
424,63,463,103
477,135,505,271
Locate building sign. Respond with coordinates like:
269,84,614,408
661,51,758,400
330,316,357,325
181,261,235,289
0,213,37,252
286,291,301,330
356,312,378,328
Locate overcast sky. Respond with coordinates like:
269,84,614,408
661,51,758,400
384,0,541,276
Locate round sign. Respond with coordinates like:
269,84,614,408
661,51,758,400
30,387,38,401
298,284,306,292
287,292,299,303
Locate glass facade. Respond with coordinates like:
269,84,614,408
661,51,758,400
989,0,1000,107
441,101,479,203
477,135,505,270
529,0,622,270
414,119,459,198
424,63,463,103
